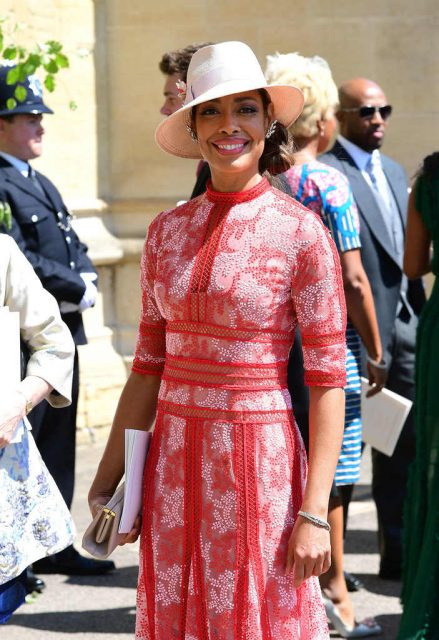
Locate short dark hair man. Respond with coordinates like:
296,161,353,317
0,67,114,584
158,43,213,198
320,77,425,580
159,42,212,116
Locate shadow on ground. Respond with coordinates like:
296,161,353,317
64,564,139,589
344,528,377,553
375,613,402,639
7,606,135,634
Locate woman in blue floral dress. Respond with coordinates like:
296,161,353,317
0,234,75,623
266,53,385,637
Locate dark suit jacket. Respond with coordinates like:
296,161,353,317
320,141,425,359
0,156,96,344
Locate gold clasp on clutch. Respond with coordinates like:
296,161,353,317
103,507,116,520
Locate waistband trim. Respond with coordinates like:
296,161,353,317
166,320,291,343
162,354,288,390
157,399,293,424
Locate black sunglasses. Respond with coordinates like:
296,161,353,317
341,105,393,120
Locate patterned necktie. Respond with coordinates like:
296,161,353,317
366,153,413,318
27,164,45,196
366,153,402,256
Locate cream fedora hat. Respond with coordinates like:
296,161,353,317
155,41,304,159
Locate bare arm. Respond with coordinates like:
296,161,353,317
286,386,345,586
340,249,386,395
404,187,431,279
88,371,161,516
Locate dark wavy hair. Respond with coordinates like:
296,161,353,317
258,89,294,177
418,151,439,183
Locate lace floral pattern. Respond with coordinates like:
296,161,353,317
133,179,346,638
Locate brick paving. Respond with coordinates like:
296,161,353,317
4,439,402,639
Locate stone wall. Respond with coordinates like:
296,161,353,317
2,0,438,434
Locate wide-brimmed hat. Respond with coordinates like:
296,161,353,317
155,41,304,159
0,66,54,116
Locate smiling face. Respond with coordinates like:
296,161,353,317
0,113,45,160
193,90,271,191
338,79,389,152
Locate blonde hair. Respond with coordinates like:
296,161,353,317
264,52,338,138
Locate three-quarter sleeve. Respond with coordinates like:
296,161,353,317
132,220,166,376
3,236,74,407
291,211,347,387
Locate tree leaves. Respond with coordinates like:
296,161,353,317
44,74,55,92
0,201,12,231
0,18,73,108
14,84,27,102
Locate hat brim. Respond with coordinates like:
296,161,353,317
155,81,304,159
0,103,53,117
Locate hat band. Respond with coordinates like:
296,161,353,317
187,66,265,104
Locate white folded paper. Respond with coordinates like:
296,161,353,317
118,429,152,534
0,307,26,443
0,307,20,385
361,377,412,457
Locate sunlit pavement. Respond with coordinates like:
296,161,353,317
4,440,402,639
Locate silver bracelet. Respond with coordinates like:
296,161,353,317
366,355,387,370
298,510,331,532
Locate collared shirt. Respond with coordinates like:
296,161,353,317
338,134,400,217
0,151,29,178
337,135,377,188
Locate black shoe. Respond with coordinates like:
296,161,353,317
25,567,46,594
33,546,115,576
344,570,364,592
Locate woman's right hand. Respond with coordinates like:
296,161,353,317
0,390,26,449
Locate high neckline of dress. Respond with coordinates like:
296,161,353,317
205,177,270,204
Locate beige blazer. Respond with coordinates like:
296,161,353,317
0,234,74,406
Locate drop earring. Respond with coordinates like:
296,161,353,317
186,123,198,141
265,120,277,139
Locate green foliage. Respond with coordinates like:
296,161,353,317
0,201,12,230
0,16,74,110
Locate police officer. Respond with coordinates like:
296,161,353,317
0,67,114,583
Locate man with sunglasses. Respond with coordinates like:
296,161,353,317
320,77,425,581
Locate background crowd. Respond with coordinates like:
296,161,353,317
0,32,437,640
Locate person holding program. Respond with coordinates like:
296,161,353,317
320,77,425,581
265,52,384,638
89,41,346,639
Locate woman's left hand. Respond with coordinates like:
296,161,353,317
285,518,331,588
88,490,142,547
118,515,142,545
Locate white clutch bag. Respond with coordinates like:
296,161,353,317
82,483,126,559
82,429,152,559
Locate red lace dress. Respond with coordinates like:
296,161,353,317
132,178,346,640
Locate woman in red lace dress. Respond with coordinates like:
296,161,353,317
89,41,346,639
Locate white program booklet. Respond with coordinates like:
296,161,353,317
0,307,26,443
118,429,152,534
361,377,412,457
